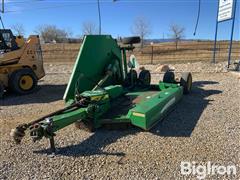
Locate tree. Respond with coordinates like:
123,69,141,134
81,21,97,35
35,25,70,43
169,24,185,50
131,16,151,48
11,23,25,36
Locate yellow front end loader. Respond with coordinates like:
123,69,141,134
0,29,45,97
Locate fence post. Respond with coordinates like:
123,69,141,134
150,42,154,64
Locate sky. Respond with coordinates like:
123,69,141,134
1,0,240,40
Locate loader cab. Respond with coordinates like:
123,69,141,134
0,29,19,52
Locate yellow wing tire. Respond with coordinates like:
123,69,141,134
9,68,37,95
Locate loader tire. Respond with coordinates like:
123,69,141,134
180,72,192,94
9,68,37,95
0,83,4,98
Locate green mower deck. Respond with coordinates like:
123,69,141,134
102,84,182,130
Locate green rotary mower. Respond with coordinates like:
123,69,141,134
11,35,192,153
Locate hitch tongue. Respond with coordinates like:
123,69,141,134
29,123,45,142
10,124,28,144
10,102,82,144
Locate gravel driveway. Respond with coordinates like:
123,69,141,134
0,62,239,179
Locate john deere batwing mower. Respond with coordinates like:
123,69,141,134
11,35,192,153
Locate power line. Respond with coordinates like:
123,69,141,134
4,0,113,4
4,0,228,14
5,0,220,4
3,0,46,4
4,3,95,13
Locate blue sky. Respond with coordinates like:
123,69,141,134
2,0,239,40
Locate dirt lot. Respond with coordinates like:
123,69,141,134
0,62,239,179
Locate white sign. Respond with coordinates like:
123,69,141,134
218,0,234,22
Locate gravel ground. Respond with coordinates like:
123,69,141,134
0,62,239,180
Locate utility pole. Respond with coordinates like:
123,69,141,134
0,0,4,29
97,0,118,35
97,0,101,35
2,0,4,13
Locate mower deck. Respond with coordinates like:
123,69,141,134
102,84,183,130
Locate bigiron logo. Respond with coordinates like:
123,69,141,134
180,161,237,179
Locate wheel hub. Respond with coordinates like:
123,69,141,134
19,75,33,90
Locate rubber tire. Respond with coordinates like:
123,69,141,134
0,83,4,98
122,36,141,44
180,72,192,94
163,71,175,83
138,70,151,87
126,69,138,86
9,68,37,95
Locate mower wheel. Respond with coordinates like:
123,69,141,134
163,71,175,83
9,68,37,95
138,70,151,87
180,72,192,94
0,83,4,98
122,36,141,44
126,69,138,86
